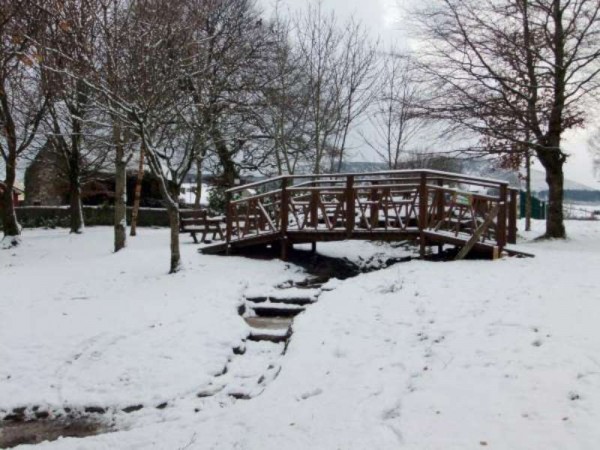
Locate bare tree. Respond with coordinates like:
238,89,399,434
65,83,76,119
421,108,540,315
96,0,196,272
295,2,345,174
294,2,378,174
328,18,378,172
588,125,600,180
412,0,600,238
253,6,312,175
0,0,48,244
41,0,105,234
182,0,270,187
362,53,426,169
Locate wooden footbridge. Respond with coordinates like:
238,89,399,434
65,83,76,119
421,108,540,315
201,169,521,259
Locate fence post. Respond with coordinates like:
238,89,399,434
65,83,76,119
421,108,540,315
346,175,355,237
419,172,428,256
497,183,508,249
508,188,518,244
280,177,289,260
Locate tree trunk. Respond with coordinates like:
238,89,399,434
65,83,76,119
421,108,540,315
525,149,532,231
68,151,84,233
1,153,21,240
211,130,237,187
69,182,84,234
194,158,202,208
130,143,145,237
114,150,127,252
167,204,181,273
537,146,566,238
1,183,20,240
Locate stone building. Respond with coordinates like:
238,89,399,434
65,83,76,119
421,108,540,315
24,142,169,207
24,142,69,206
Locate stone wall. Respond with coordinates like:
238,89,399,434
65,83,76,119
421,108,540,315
15,206,171,229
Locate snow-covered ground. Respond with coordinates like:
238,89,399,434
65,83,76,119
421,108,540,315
2,220,600,449
0,229,304,413
563,202,600,220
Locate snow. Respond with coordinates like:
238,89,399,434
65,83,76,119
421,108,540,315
179,183,211,206
563,202,600,220
2,220,600,449
0,228,304,414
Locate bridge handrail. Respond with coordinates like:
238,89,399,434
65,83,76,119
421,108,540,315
226,169,509,195
223,169,518,254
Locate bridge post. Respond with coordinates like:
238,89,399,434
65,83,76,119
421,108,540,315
497,183,508,249
370,184,379,229
310,187,318,230
436,178,445,223
346,175,355,237
280,177,289,260
225,191,232,255
419,172,428,256
508,188,518,244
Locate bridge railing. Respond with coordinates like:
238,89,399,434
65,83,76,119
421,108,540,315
225,169,517,251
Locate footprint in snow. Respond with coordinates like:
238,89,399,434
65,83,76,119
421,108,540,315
298,388,323,400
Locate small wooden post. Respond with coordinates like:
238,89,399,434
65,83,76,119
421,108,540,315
225,191,232,255
419,172,428,256
508,188,518,244
280,177,289,260
310,183,319,230
497,183,508,249
370,185,379,229
436,178,445,223
346,175,355,237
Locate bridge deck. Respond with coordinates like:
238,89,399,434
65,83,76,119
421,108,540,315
201,169,520,259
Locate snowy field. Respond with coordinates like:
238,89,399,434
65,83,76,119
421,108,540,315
2,220,600,449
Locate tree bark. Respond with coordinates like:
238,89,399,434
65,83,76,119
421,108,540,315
194,157,202,208
114,147,128,252
537,147,566,238
211,127,237,187
167,204,181,273
130,143,145,237
1,184,20,239
1,153,21,239
69,182,84,234
68,149,84,233
525,149,532,231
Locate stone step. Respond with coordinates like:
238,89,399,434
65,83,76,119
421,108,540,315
249,302,305,318
245,317,292,343
244,316,293,331
247,331,290,343
245,287,320,306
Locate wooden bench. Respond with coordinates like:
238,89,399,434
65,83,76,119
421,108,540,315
179,209,225,243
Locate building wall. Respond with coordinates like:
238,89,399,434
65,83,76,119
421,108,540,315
24,143,69,206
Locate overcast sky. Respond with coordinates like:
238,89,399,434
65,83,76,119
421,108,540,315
260,0,600,187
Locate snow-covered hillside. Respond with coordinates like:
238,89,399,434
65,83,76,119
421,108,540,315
1,221,600,449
